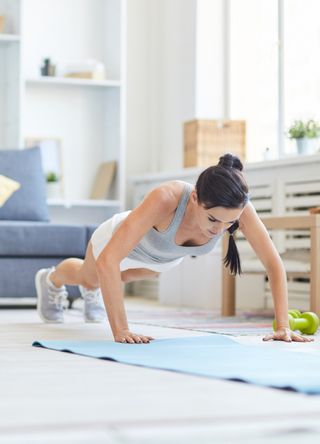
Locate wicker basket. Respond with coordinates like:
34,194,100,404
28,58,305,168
184,119,246,168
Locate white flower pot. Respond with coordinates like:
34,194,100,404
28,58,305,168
46,182,61,199
296,137,320,155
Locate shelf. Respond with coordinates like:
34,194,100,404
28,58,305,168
47,199,121,208
26,77,121,88
47,199,122,224
1,1,126,208
0,34,20,42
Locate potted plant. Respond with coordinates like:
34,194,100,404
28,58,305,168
46,171,61,199
288,120,320,155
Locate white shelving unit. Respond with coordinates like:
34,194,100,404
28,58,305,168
0,0,22,149
47,199,122,225
0,33,20,42
0,0,127,222
26,77,121,88
47,199,121,208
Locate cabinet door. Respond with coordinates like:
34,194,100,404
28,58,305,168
181,251,221,310
159,249,222,310
158,264,183,306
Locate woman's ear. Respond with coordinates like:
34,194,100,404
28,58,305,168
190,190,198,204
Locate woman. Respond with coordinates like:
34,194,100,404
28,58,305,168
35,153,312,344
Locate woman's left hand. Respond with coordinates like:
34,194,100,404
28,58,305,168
263,327,314,342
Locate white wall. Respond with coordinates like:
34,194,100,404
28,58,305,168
126,0,151,179
126,0,225,181
126,0,197,179
149,0,197,172
195,0,224,119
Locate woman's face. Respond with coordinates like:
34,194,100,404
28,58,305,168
191,192,244,238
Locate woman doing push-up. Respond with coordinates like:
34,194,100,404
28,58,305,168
35,153,312,344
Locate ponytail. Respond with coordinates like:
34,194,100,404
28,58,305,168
196,153,249,276
223,221,242,275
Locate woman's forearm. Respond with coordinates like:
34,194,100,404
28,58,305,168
267,262,289,328
96,261,129,336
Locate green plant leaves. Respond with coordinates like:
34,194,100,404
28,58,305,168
288,119,320,139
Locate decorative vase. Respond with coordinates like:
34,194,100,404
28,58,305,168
296,137,320,155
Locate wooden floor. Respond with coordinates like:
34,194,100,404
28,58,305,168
1,297,320,444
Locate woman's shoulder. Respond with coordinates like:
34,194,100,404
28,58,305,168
153,180,192,204
155,180,193,194
129,181,193,229
141,180,190,216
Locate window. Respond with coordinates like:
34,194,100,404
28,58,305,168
228,0,320,161
283,0,320,155
229,0,278,162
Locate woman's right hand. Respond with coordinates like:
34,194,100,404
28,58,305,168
114,329,154,344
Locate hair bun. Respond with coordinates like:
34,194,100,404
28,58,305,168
218,153,243,171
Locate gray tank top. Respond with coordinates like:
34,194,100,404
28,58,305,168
121,182,223,265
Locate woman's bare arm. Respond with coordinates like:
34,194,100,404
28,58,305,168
96,183,179,343
239,202,312,342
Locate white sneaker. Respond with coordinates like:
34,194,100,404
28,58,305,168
35,268,68,323
79,285,105,323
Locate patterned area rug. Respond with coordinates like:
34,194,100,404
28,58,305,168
128,306,273,336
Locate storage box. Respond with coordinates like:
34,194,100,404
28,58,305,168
62,59,106,81
184,119,246,168
64,72,104,80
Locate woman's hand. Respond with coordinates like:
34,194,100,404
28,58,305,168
263,327,314,343
114,329,154,344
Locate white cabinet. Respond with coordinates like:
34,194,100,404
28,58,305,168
159,249,222,310
0,0,126,214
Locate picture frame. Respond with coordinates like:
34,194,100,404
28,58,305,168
25,137,64,198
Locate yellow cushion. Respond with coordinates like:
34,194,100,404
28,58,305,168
0,174,21,207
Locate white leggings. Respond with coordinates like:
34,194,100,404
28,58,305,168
90,211,184,272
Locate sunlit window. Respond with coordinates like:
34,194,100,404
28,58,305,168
229,0,278,162
284,0,320,155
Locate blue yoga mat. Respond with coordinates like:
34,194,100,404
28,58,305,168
33,335,320,394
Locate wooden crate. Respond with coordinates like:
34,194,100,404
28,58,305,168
184,119,246,168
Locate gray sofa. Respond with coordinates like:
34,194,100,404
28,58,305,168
0,147,97,305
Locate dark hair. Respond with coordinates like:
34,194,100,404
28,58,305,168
195,153,249,275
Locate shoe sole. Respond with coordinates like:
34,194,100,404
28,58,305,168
79,285,105,323
84,317,105,323
35,269,64,324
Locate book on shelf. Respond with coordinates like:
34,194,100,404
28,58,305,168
90,161,117,200
0,16,5,33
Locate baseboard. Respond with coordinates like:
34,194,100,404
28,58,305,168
0,298,37,307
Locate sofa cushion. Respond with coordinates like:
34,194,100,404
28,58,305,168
0,258,81,299
0,174,21,207
0,147,49,221
0,221,87,257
